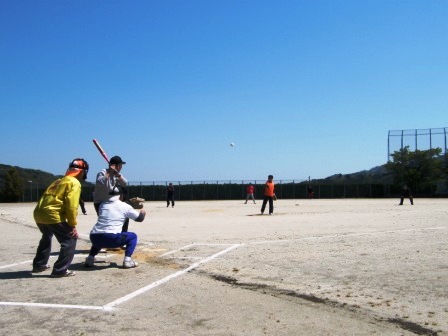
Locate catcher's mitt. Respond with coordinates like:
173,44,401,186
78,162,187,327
127,197,145,209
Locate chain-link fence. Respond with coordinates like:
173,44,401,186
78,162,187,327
21,180,446,203
388,127,448,161
76,180,423,202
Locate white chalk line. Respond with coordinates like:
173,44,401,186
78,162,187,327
103,243,241,309
0,244,241,312
0,254,116,270
245,226,447,246
160,243,196,257
160,242,236,257
0,226,445,311
0,301,108,311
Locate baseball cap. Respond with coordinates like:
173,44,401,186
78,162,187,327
110,156,126,165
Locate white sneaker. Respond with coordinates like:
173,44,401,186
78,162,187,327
123,258,138,268
84,256,94,268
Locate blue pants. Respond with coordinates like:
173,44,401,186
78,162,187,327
89,232,138,258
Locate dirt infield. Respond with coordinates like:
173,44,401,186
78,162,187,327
1,199,447,335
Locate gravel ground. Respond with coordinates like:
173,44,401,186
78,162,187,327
0,198,447,335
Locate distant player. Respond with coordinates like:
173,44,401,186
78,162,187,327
307,185,314,199
79,196,87,215
260,175,275,215
244,183,256,204
166,182,175,207
399,185,414,205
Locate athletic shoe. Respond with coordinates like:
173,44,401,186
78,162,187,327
51,270,75,277
84,256,95,268
31,265,50,273
123,258,138,269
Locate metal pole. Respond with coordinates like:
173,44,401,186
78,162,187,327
28,180,33,202
415,129,418,151
430,128,432,150
401,130,404,150
444,127,447,154
387,130,390,161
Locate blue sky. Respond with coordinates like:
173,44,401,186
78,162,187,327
1,0,447,183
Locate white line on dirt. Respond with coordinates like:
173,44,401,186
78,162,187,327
245,226,446,245
0,301,107,311
159,243,197,257
0,254,116,270
103,243,241,309
1,227,444,312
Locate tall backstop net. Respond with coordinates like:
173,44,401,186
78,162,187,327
388,127,447,161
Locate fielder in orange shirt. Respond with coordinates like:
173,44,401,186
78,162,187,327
261,175,275,215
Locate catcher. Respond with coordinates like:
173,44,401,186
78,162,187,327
85,195,146,269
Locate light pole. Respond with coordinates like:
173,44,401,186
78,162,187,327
28,180,33,202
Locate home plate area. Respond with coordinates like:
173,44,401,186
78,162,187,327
0,242,239,311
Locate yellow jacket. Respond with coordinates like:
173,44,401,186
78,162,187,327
33,176,81,226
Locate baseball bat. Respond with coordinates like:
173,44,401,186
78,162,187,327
92,139,110,163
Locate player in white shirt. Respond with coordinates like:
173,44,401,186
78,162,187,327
85,195,146,269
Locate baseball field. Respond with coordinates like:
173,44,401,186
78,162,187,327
1,199,447,335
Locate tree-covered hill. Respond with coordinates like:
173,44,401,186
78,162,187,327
311,165,393,184
0,163,94,189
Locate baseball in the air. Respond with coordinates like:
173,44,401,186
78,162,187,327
230,142,235,147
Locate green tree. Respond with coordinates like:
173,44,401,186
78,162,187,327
385,146,443,193
1,167,24,202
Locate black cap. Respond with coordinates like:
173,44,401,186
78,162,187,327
110,156,126,165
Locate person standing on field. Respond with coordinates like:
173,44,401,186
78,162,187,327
166,182,175,207
399,185,414,205
32,158,89,277
307,185,314,199
93,155,129,231
260,175,275,215
244,183,256,204
79,196,87,215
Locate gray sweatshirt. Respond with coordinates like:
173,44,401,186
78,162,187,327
93,168,128,203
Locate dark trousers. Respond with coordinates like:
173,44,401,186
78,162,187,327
399,197,414,205
95,202,129,232
89,232,138,258
33,222,77,275
167,195,175,207
79,199,87,214
261,196,274,214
